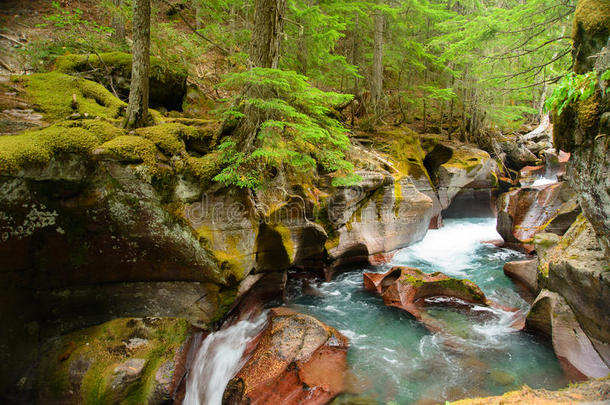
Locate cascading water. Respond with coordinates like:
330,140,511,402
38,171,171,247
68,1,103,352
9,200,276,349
531,177,557,187
288,218,566,404
183,313,267,405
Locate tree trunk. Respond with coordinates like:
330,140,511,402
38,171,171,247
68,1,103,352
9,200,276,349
448,98,454,140
124,0,150,129
422,68,428,133
251,0,286,68
111,0,125,42
371,2,384,108
234,0,287,153
194,0,202,31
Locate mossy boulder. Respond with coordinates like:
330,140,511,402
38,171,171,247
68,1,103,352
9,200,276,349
14,72,126,123
36,317,195,405
551,2,610,257
54,52,188,111
572,0,610,74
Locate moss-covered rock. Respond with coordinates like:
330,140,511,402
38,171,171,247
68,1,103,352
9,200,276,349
54,52,187,111
448,376,610,404
36,317,195,405
551,1,610,257
572,0,610,74
14,72,126,122
0,120,124,175
363,266,490,320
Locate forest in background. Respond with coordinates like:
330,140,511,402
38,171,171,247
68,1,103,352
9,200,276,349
19,0,575,131
2,0,580,188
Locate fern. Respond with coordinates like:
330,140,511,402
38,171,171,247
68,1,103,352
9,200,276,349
214,68,360,189
544,71,599,116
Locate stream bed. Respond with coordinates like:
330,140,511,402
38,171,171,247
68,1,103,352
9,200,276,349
287,218,566,404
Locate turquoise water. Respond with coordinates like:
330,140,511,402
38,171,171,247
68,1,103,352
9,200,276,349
288,218,566,404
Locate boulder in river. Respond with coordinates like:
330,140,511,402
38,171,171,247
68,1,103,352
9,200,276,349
363,267,525,336
363,266,490,319
503,259,539,302
223,307,349,405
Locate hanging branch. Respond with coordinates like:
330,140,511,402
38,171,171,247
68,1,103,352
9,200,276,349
158,0,230,56
485,36,571,60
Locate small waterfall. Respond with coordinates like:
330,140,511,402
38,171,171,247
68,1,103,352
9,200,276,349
183,313,268,405
531,177,557,187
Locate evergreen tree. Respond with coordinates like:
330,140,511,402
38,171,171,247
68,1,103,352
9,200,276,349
124,0,151,129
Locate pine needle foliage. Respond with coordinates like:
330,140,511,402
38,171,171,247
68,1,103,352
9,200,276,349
214,68,359,189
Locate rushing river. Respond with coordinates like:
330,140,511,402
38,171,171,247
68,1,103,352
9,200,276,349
287,218,566,404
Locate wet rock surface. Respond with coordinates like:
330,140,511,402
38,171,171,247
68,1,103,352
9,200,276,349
527,290,610,381
496,181,580,245
223,307,349,405
535,215,610,370
503,259,539,302
363,266,490,320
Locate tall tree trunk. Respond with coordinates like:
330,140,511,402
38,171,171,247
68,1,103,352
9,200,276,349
194,0,202,31
124,0,150,129
422,68,428,133
350,12,360,126
111,0,125,42
233,0,287,153
439,100,445,136
371,2,384,109
448,98,454,140
251,0,286,68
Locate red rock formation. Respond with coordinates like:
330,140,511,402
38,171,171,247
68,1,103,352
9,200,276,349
223,308,348,405
363,267,490,319
496,182,580,245
363,267,525,335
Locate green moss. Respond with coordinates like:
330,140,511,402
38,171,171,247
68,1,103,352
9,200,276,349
98,135,157,164
134,123,208,157
41,318,191,404
184,152,221,184
576,93,601,139
54,52,187,81
135,124,186,156
573,0,610,38
15,72,126,122
273,224,295,262
197,224,247,283
443,148,487,173
0,123,104,174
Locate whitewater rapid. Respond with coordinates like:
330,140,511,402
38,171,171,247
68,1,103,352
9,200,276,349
182,313,267,405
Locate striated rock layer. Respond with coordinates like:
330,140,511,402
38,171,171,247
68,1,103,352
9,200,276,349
496,181,580,249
